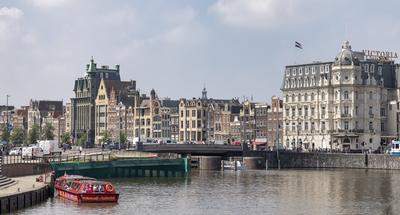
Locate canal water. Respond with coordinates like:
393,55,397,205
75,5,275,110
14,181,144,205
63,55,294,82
19,169,400,215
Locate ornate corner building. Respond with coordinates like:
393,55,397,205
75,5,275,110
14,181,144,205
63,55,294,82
282,41,400,152
71,58,121,146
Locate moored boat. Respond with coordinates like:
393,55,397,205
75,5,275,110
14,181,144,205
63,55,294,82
55,175,119,203
390,140,400,155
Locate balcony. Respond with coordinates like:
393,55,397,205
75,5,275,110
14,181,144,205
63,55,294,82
331,129,364,134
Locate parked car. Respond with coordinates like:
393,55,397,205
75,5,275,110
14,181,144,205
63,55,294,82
9,147,22,156
106,142,127,150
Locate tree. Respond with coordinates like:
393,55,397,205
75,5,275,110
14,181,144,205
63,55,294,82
119,132,127,144
41,123,54,140
0,124,10,142
100,130,111,145
61,132,71,144
76,133,87,146
27,124,40,145
10,128,25,146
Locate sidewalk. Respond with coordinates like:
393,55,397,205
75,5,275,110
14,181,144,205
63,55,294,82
0,174,48,198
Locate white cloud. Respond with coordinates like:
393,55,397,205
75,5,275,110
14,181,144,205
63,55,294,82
0,7,23,18
210,0,297,29
30,0,69,8
0,7,23,42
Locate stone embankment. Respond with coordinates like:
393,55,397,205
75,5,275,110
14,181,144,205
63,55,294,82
0,174,51,213
254,151,400,170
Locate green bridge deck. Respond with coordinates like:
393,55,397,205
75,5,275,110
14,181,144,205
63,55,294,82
50,158,190,178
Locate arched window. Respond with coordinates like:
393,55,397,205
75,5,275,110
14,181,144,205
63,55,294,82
298,94,302,102
304,93,308,101
286,95,289,102
311,93,315,101
344,91,349,99
321,92,326,100
292,94,295,102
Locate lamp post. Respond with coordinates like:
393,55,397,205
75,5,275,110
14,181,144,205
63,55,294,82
297,123,300,151
6,95,10,131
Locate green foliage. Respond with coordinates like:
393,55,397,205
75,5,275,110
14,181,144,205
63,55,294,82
10,128,25,145
119,132,127,144
76,133,87,146
61,132,71,144
27,124,40,145
100,130,111,144
41,123,54,140
0,124,10,142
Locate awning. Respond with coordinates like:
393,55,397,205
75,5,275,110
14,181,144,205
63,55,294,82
252,141,267,146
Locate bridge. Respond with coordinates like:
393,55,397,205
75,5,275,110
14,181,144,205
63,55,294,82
141,144,244,156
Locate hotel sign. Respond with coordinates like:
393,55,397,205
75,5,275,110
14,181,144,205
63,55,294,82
363,49,398,61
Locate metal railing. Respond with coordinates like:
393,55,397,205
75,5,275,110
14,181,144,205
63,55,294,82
2,153,112,165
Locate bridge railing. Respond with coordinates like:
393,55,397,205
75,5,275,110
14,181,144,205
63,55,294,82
2,155,45,164
2,153,112,165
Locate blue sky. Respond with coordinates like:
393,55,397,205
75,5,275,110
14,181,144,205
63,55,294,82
1,0,400,106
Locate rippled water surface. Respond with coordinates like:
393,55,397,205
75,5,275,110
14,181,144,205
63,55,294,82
19,169,400,215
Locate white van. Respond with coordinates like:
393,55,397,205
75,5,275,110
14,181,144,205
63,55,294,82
22,146,43,159
38,140,62,156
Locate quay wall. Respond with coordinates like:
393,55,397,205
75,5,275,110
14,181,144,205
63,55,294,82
2,163,50,178
0,185,50,213
245,151,400,170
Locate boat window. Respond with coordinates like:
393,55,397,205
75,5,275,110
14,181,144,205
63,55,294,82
92,183,105,192
71,182,81,190
64,181,73,190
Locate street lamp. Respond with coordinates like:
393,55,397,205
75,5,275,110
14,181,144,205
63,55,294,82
6,95,10,132
297,123,301,151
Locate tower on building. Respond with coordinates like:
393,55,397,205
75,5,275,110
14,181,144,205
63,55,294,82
202,86,207,100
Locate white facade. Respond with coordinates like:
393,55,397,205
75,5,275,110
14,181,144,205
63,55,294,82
282,41,398,152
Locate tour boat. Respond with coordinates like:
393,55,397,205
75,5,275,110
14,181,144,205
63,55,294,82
390,140,400,155
55,175,119,203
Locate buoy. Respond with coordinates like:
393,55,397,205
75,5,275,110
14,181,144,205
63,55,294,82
105,184,113,192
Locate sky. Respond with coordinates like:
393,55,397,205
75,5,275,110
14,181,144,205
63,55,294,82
1,0,400,106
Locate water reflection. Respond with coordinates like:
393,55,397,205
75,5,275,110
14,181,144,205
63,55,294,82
18,169,400,215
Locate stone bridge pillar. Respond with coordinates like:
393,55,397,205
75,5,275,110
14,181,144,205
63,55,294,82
198,156,221,170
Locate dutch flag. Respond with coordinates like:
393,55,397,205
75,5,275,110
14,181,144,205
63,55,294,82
295,41,303,49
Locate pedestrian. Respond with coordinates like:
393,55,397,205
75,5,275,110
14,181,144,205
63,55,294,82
79,146,82,154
